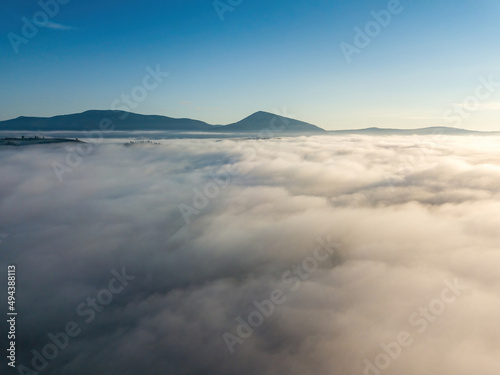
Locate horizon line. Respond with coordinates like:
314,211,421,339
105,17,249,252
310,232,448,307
1,109,497,133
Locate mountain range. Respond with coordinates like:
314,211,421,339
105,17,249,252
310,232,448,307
0,110,497,135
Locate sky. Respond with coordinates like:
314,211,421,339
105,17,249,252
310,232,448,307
1,0,500,130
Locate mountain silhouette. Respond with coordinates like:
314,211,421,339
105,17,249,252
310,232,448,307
1,110,497,135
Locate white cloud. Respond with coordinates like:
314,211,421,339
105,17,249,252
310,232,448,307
42,22,77,30
1,135,499,374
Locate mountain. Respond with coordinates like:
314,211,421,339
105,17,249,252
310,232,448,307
329,127,499,135
1,110,497,135
0,110,325,133
0,110,215,132
215,111,326,133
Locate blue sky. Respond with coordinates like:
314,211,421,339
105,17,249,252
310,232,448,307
1,0,500,130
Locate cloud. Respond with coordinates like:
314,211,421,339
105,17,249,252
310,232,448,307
373,114,446,121
41,22,77,31
1,135,499,375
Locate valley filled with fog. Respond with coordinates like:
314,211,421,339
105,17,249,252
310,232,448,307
1,134,499,375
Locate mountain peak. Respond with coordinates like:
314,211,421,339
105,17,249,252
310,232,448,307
222,111,325,133
244,111,276,119
0,110,326,133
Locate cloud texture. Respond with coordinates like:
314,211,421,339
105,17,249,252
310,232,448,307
1,135,500,375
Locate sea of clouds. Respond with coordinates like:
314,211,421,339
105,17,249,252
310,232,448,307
1,135,500,375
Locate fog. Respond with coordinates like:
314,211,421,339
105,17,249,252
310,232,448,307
1,135,499,375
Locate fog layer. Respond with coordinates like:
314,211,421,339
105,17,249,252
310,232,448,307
1,135,499,375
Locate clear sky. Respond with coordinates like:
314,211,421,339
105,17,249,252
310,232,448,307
1,0,500,130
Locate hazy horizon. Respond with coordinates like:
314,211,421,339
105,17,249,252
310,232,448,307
1,108,499,133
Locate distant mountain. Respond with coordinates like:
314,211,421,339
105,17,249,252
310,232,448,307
1,110,498,135
215,111,326,133
329,126,499,135
0,110,215,132
0,110,325,133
